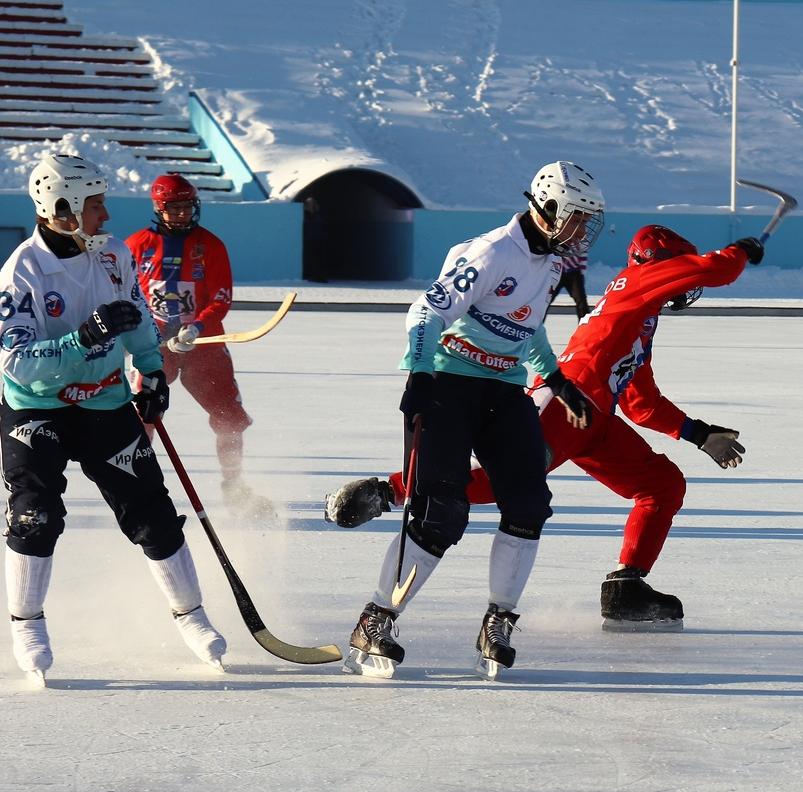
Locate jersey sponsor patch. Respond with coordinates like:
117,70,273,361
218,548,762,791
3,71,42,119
1,325,36,350
425,281,451,310
494,276,517,296
441,334,519,371
148,280,197,322
106,435,155,478
507,305,531,322
9,419,59,448
99,251,122,285
44,291,65,317
57,368,122,404
467,305,533,341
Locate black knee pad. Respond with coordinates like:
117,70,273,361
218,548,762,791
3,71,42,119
5,502,64,557
406,494,470,557
499,516,544,541
134,514,187,561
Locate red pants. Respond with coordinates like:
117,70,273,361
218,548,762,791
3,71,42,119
390,399,686,572
139,345,252,476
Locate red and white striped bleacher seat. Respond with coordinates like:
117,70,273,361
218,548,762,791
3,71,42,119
0,1,233,193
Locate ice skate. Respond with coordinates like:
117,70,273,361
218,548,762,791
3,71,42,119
342,602,404,678
474,604,520,681
10,613,53,684
221,477,278,523
324,477,393,528
601,568,684,632
174,606,227,669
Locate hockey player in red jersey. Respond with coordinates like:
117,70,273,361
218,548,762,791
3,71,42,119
126,175,269,519
325,225,764,632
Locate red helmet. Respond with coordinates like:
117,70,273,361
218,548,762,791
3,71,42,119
627,225,702,311
627,224,697,266
151,174,200,232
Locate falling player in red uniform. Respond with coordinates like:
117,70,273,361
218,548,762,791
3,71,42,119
126,175,270,519
325,225,764,631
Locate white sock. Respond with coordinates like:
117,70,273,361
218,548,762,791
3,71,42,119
373,532,441,613
147,542,203,614
488,533,539,611
5,547,52,619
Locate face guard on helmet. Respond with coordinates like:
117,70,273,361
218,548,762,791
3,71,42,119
151,174,200,234
524,161,605,256
28,153,110,252
627,224,702,311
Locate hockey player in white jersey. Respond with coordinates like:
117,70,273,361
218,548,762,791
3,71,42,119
0,154,226,685
343,161,605,680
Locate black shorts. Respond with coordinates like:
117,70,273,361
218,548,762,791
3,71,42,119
0,400,184,559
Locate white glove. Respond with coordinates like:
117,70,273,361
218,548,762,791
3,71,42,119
167,323,200,353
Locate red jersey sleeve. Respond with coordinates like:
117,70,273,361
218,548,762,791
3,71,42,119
192,229,233,332
617,355,686,438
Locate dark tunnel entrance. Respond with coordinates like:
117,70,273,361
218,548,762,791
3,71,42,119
296,168,422,281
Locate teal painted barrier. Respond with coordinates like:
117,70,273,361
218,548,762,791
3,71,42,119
0,193,302,282
412,207,802,277
0,192,797,283
188,91,269,201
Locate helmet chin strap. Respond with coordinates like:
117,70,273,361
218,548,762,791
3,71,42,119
50,213,110,253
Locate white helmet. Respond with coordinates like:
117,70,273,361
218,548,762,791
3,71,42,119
28,153,110,252
527,161,605,255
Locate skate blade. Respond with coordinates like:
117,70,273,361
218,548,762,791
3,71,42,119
25,669,47,688
342,648,398,679
602,617,684,633
474,653,503,681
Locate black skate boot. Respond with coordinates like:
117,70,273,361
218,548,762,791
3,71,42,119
342,602,405,678
601,568,684,632
324,477,393,528
474,604,520,681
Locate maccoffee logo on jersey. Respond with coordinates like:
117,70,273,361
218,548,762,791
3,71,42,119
494,276,517,297
467,306,533,341
441,334,518,371
57,369,122,404
44,291,65,317
425,281,451,310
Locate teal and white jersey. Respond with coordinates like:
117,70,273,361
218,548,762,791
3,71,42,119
401,213,562,385
0,227,162,411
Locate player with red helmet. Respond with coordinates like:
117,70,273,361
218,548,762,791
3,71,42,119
325,225,764,632
127,174,269,519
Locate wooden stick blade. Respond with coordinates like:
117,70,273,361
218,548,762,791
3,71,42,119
194,292,297,345
391,565,417,608
251,627,342,664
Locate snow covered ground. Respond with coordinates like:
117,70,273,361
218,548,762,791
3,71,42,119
2,308,802,791
2,0,802,214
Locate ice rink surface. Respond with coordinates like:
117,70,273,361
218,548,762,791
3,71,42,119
1,308,802,791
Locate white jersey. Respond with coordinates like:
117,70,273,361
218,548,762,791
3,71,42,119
401,213,561,384
0,227,162,411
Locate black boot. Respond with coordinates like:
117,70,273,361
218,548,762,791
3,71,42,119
342,602,404,678
601,568,684,632
475,604,520,679
324,477,393,528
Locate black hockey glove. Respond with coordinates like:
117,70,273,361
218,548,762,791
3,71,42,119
134,370,169,424
686,419,745,469
730,237,764,265
400,372,434,431
544,369,592,429
78,301,141,348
